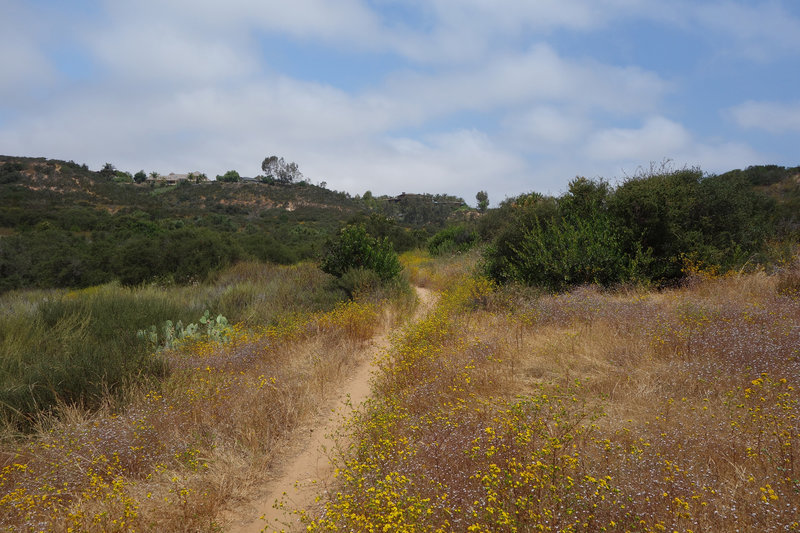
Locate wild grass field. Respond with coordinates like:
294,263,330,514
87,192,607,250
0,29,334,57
1,250,799,531
0,261,414,531
304,252,800,532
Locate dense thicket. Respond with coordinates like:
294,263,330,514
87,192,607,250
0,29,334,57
482,166,797,291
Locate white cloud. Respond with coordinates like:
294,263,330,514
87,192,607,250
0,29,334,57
504,106,590,145
100,0,660,66
0,40,54,100
0,2,57,101
313,129,528,201
87,25,257,84
692,1,800,60
729,101,800,134
99,0,387,54
682,141,762,173
386,0,656,63
585,117,691,161
380,44,668,120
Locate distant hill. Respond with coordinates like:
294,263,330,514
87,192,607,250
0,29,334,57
717,164,800,235
0,155,468,291
0,155,361,218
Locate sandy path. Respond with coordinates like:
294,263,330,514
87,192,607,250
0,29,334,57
227,287,434,533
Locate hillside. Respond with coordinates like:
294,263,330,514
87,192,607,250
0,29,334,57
718,164,800,235
0,155,362,225
0,156,468,292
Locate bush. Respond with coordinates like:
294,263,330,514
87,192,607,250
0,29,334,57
427,225,478,255
609,167,774,281
485,210,646,291
335,267,383,299
321,224,402,282
483,168,774,291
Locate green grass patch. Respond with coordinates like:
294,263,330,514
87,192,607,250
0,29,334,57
0,284,200,430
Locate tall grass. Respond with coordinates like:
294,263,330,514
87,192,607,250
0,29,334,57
0,284,199,430
0,260,415,531
0,262,352,431
307,262,800,531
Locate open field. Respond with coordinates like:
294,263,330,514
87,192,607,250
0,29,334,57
1,252,799,531
0,262,415,531
305,256,800,532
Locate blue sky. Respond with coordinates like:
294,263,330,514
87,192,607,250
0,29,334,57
1,0,799,205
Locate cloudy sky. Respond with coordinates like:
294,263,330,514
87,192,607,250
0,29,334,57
2,0,799,205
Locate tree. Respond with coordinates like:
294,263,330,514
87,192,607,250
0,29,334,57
100,162,116,179
362,190,378,210
113,171,133,183
190,172,208,183
261,155,303,184
476,190,489,213
149,171,160,181
216,170,240,183
133,170,147,184
321,224,402,281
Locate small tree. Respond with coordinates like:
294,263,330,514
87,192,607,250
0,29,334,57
113,170,133,183
476,190,489,213
100,162,116,179
216,170,240,183
262,155,303,184
321,224,402,281
133,170,147,184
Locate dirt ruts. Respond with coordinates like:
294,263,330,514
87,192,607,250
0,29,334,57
227,287,434,533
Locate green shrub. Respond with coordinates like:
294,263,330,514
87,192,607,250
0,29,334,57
484,169,777,291
321,224,402,282
335,267,383,298
609,167,774,281
427,225,478,255
485,211,646,291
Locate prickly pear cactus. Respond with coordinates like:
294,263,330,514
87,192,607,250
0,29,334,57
137,310,231,352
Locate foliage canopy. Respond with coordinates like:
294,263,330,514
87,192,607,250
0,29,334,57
482,166,785,290
321,224,402,282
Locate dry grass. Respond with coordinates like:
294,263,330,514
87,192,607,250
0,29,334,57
308,264,800,532
0,270,415,532
5,251,799,531
400,248,482,291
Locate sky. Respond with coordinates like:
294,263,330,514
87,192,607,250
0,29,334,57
1,0,799,206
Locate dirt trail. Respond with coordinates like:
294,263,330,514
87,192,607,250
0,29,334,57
227,287,434,533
